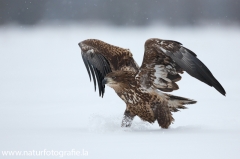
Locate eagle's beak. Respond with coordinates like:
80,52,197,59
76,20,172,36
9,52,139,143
102,78,108,86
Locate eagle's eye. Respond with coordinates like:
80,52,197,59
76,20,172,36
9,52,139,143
112,76,116,79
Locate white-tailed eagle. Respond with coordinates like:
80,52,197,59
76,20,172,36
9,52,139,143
78,39,225,128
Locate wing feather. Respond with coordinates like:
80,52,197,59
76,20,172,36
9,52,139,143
79,39,139,97
138,38,226,96
81,55,91,81
87,60,97,91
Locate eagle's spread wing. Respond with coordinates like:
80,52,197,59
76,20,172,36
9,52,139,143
79,39,139,97
138,38,226,95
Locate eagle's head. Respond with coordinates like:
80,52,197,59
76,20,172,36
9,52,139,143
102,71,136,92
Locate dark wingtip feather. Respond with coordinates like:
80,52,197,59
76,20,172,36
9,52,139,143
174,47,226,96
82,55,91,81
81,53,111,97
213,83,226,96
93,67,101,96
87,61,97,92
192,55,226,96
93,67,106,97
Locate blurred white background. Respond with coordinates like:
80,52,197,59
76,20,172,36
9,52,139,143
0,1,240,159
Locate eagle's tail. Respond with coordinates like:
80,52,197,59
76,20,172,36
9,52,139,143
166,94,197,112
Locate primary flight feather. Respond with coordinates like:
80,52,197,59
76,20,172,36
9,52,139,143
78,38,226,128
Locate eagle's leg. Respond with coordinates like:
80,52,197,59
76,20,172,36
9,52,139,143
121,109,135,127
155,102,174,129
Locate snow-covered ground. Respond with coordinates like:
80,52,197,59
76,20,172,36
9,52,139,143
0,24,240,158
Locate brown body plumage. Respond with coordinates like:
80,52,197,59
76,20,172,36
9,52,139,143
79,38,226,129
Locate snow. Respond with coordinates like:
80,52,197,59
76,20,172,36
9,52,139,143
0,24,240,158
